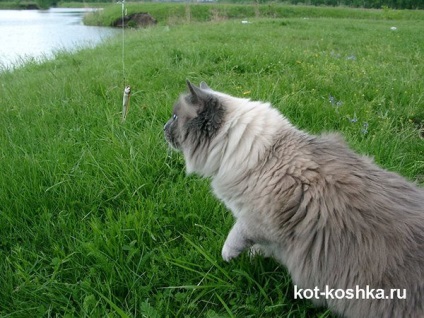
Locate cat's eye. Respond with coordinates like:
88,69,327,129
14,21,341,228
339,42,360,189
173,114,178,120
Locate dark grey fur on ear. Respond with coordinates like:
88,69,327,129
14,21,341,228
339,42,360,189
186,80,207,104
186,80,211,112
186,80,197,97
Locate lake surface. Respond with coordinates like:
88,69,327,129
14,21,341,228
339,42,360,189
0,8,120,69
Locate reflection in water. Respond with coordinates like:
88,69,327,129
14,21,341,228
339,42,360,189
0,8,120,69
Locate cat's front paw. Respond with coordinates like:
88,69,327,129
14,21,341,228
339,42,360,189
248,244,264,259
221,244,241,262
249,244,273,259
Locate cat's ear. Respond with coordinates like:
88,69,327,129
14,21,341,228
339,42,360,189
187,80,200,99
186,80,208,105
199,81,211,90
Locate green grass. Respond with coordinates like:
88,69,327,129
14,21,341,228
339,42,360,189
83,2,424,26
1,6,424,317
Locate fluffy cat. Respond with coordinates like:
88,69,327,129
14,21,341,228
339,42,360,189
164,80,424,318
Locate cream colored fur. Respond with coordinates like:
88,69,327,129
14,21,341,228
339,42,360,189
164,82,424,318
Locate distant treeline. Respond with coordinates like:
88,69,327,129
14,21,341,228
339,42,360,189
0,0,422,10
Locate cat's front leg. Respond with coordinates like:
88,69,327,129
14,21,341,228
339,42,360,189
222,221,252,262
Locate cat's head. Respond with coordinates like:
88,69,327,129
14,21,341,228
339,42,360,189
164,80,225,153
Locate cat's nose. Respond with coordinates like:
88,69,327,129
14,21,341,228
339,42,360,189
163,122,169,131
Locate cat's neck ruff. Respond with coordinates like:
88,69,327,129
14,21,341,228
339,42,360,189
187,93,294,183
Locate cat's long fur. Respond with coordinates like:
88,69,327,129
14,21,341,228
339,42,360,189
164,81,424,318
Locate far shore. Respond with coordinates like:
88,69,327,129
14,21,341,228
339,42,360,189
0,2,105,10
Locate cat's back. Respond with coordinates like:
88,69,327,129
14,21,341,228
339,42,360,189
269,131,424,317
306,133,424,215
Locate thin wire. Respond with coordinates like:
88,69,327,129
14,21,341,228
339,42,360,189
120,0,131,122
121,0,126,86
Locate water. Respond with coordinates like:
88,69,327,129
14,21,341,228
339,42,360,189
0,8,120,69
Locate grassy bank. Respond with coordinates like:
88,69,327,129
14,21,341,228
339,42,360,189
0,1,39,9
1,8,424,317
83,2,424,26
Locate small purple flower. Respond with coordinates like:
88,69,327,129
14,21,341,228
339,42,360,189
329,95,343,107
330,51,341,59
350,113,358,123
361,122,369,134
